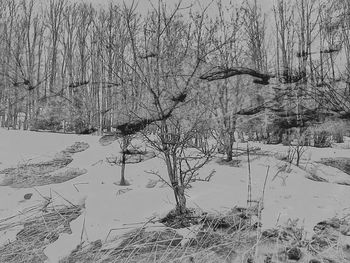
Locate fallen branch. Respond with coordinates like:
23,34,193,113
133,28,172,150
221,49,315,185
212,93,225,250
139,52,158,59
236,105,265,115
200,66,273,84
68,80,89,88
99,110,174,145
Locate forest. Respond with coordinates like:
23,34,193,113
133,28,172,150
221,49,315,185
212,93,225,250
0,0,349,139
1,0,350,262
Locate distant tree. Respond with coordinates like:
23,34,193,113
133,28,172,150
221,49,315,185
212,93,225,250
0,0,20,128
203,1,244,161
33,97,70,131
19,0,47,130
46,0,65,94
273,0,296,80
338,0,350,93
242,0,267,72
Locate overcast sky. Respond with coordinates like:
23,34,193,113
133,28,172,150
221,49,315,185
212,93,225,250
83,0,274,16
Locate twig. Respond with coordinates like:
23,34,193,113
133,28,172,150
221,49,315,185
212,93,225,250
191,169,216,183
272,163,288,181
122,218,159,226
247,143,252,207
254,166,271,259
91,160,103,166
73,183,89,192
105,216,157,242
33,187,50,201
262,166,270,203
41,198,52,213
116,188,132,196
80,212,86,244
52,189,78,208
145,170,173,189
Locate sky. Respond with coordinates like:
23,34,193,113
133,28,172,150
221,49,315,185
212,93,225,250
83,0,274,16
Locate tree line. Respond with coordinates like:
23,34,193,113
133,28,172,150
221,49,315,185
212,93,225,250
0,0,349,146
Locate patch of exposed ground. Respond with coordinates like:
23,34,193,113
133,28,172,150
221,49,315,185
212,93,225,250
0,142,89,188
63,142,90,154
301,157,350,185
216,158,242,167
272,150,350,186
0,204,83,263
318,157,350,175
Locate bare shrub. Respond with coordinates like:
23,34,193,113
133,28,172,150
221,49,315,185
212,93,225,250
309,119,349,147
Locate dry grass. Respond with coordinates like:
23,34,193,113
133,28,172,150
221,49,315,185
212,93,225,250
56,209,350,263
59,207,259,263
0,157,73,184
2,202,348,263
0,166,87,188
216,158,242,167
0,142,89,188
0,203,83,263
318,157,350,176
63,142,89,154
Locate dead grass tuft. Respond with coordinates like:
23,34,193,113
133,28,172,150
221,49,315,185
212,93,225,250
318,157,350,175
63,142,89,154
159,209,200,229
0,204,83,263
59,207,262,263
0,142,89,188
56,210,350,263
216,158,242,167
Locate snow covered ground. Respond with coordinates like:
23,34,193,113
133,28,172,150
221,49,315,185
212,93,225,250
1,128,350,262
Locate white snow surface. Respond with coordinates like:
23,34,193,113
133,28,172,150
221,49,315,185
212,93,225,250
1,129,350,262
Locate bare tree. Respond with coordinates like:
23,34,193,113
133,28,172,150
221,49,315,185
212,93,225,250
46,0,65,94
18,0,47,129
273,0,296,80
339,0,350,93
61,3,78,100
119,0,214,214
4,0,25,129
242,0,267,72
202,1,244,161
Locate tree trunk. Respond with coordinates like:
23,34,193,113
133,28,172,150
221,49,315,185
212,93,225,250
175,185,186,214
225,128,236,161
164,151,179,202
98,81,103,135
119,136,128,186
226,141,233,161
162,128,187,214
120,152,127,185
296,150,301,167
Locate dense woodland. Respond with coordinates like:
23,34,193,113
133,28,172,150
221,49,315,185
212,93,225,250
1,0,350,173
